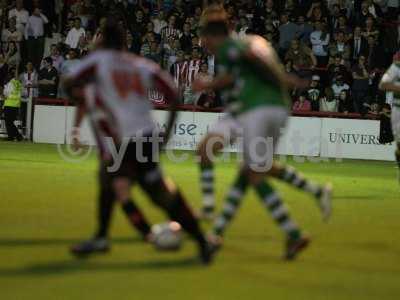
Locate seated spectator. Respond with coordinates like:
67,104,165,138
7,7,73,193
285,39,317,72
327,55,350,83
364,102,380,115
292,92,312,112
328,31,351,63
351,55,370,113
151,11,167,35
336,15,352,39
307,75,323,111
320,87,338,112
38,57,58,98
338,90,353,113
331,75,350,97
145,41,162,64
310,21,330,67
4,41,20,69
65,18,86,49
161,15,182,43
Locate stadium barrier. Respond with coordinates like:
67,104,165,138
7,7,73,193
32,102,396,161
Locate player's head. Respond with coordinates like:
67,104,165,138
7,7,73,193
96,17,125,51
199,20,229,54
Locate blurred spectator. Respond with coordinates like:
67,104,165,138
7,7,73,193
310,21,330,67
4,41,20,68
278,12,299,58
362,16,379,41
365,35,385,69
180,22,194,52
195,62,215,107
25,8,48,69
338,90,353,113
319,87,338,112
328,31,351,63
161,15,181,43
349,26,368,64
285,39,317,73
151,11,167,35
45,44,64,71
2,17,23,53
8,0,29,34
58,49,79,98
351,55,370,113
38,57,58,98
307,75,322,111
297,15,313,44
20,61,38,99
331,75,350,97
292,92,312,112
65,17,85,49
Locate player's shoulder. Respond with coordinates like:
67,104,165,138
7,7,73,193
121,52,160,72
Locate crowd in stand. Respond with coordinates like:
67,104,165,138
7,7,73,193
0,0,399,116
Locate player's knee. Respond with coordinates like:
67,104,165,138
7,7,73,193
246,169,267,186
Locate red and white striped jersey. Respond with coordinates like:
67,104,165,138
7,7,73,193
68,50,177,159
171,59,201,88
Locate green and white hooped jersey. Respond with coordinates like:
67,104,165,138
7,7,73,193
381,63,400,107
216,36,289,116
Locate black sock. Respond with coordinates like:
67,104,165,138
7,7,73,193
168,190,206,245
121,200,151,238
95,188,115,239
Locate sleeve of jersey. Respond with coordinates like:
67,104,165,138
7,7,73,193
68,54,98,83
153,70,178,104
381,64,399,84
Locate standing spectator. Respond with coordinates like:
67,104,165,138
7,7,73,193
292,92,312,112
8,0,29,34
2,67,23,141
338,90,353,113
4,41,20,68
2,17,23,54
20,61,38,99
161,15,181,43
179,22,193,52
194,62,214,107
362,16,379,41
297,15,313,44
310,21,330,67
320,87,339,112
278,12,299,58
65,18,86,49
331,75,350,97
328,31,351,63
46,44,64,71
24,8,48,69
146,41,162,64
38,57,58,98
351,55,370,113
307,75,323,111
151,10,167,35
365,35,385,69
58,49,79,98
349,26,368,64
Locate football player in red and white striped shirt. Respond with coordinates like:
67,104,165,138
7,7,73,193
63,18,214,263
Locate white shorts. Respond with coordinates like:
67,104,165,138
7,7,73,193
392,106,400,143
208,107,288,171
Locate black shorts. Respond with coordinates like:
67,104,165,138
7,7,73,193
99,139,161,188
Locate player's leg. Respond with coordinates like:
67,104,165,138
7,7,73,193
197,133,225,219
269,162,332,221
137,139,215,263
392,107,400,183
243,107,309,260
212,169,248,238
197,117,239,219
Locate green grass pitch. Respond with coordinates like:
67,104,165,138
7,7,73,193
0,142,399,300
